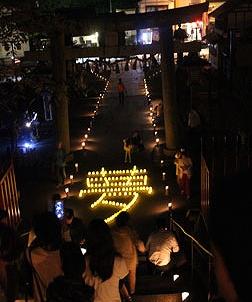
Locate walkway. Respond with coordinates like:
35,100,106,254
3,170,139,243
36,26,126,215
64,67,188,240
18,66,190,241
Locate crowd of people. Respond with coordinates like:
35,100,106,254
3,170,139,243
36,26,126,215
0,208,184,302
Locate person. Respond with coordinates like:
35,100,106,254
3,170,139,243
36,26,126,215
173,23,188,42
174,150,183,189
0,223,20,302
46,242,93,302
26,212,63,302
145,217,179,274
131,130,144,152
209,169,251,302
179,150,193,199
123,138,132,164
54,142,67,188
83,219,130,302
188,107,201,131
112,212,143,297
62,208,86,245
117,78,125,105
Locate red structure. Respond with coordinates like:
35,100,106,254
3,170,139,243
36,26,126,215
0,162,20,226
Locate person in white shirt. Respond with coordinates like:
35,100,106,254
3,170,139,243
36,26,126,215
145,217,179,273
83,219,130,302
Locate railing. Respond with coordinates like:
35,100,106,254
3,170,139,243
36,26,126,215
171,216,214,301
0,161,20,226
201,154,210,223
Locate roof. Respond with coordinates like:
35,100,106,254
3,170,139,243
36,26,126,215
209,0,252,17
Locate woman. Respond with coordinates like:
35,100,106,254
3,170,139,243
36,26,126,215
83,219,129,302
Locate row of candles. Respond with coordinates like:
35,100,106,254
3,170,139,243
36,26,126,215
80,80,110,151
64,77,110,198
144,76,171,206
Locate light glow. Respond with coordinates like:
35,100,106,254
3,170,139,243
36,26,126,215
182,292,189,301
79,166,152,223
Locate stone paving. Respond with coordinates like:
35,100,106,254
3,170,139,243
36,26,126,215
18,67,192,241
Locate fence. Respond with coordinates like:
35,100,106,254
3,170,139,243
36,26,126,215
0,161,20,226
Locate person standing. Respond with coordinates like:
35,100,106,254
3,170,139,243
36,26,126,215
117,78,125,105
54,142,67,188
112,212,143,297
179,150,193,199
123,138,132,164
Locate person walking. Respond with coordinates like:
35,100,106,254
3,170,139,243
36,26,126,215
117,78,126,105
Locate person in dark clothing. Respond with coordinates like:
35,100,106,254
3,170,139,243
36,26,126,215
62,208,86,245
46,242,93,302
117,78,125,105
54,142,67,188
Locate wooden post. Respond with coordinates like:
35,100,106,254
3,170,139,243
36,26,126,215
160,26,180,153
51,29,70,153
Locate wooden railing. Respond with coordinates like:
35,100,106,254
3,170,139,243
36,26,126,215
0,161,20,226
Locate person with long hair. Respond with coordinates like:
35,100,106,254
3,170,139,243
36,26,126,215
83,219,129,302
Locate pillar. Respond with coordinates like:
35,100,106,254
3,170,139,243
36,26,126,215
51,29,70,153
160,25,180,152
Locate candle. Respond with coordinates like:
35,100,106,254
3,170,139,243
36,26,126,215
154,131,158,136
84,134,88,139
65,187,69,197
70,175,73,183
88,127,91,132
75,163,79,173
165,185,169,196
82,142,85,149
162,172,166,181
160,160,164,166
156,138,159,145
168,202,172,210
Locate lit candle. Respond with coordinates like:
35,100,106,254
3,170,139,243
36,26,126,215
156,138,159,145
75,163,79,173
65,187,69,197
165,185,169,196
154,131,158,136
160,160,164,166
70,174,73,183
81,142,85,149
84,134,88,139
162,172,166,181
88,127,91,132
168,202,172,210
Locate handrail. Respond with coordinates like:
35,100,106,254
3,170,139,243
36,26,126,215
171,218,213,258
